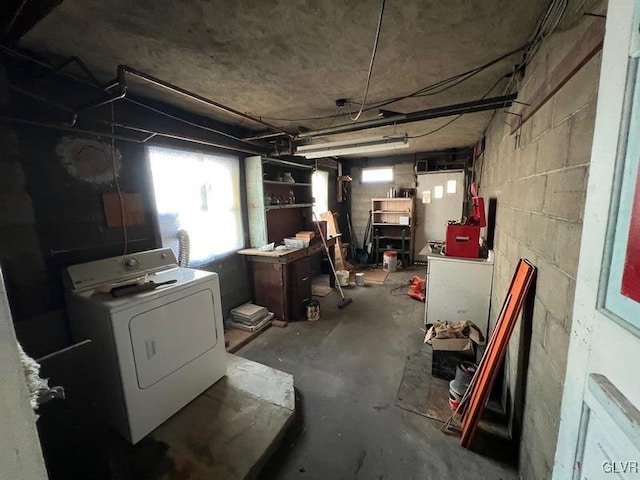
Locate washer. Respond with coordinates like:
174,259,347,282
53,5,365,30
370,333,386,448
64,248,226,443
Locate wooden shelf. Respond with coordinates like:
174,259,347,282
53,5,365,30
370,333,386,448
265,203,314,211
247,156,314,247
263,180,312,186
372,196,415,265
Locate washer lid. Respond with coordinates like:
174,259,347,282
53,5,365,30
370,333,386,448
72,267,217,312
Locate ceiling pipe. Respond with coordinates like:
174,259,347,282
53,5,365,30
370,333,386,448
4,0,29,35
103,65,293,139
0,114,265,155
295,93,518,139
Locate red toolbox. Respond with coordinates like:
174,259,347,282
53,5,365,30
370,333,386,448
446,225,480,258
445,194,486,258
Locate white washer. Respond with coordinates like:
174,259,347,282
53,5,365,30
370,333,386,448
64,248,226,444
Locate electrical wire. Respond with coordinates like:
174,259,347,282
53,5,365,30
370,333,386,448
350,0,386,121
408,72,509,139
256,1,566,128
251,44,529,123
110,103,128,255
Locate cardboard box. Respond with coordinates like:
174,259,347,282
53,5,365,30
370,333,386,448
425,321,484,380
399,215,411,225
296,231,315,240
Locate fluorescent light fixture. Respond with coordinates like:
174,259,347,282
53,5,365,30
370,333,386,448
296,134,409,159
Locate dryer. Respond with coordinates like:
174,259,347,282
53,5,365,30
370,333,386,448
65,248,226,443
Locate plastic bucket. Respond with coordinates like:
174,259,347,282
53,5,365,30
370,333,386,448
355,272,365,286
336,270,350,286
383,251,398,272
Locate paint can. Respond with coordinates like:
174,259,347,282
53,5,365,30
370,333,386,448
336,270,350,286
449,361,477,397
383,251,398,272
448,381,465,410
306,299,320,321
355,272,365,286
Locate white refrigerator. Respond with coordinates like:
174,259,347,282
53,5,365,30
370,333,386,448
414,170,465,262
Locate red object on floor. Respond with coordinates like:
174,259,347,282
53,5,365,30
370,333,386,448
407,276,425,302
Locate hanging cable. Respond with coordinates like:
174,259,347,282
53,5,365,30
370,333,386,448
110,103,128,255
252,43,527,124
350,0,386,121
408,72,508,139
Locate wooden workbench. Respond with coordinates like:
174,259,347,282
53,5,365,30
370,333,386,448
238,236,339,321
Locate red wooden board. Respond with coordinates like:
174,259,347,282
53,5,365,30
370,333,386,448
621,166,640,302
460,259,536,449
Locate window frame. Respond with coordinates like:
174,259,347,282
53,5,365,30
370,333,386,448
146,144,246,267
361,166,394,184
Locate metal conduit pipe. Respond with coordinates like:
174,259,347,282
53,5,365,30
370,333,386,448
108,122,264,155
0,47,272,150
295,93,518,140
112,65,292,139
77,65,128,114
0,115,265,155
243,131,291,141
0,115,149,143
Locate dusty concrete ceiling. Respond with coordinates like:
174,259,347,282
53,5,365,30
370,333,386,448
19,0,546,155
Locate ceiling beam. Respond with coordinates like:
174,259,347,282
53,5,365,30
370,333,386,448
296,94,518,140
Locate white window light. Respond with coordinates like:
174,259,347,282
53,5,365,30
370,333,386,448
312,170,329,217
362,167,394,183
447,179,457,194
148,146,243,266
296,134,409,158
434,185,444,199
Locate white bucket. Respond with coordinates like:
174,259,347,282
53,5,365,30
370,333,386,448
355,272,365,286
336,270,350,286
383,251,398,272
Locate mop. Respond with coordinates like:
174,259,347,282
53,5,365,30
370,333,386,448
313,212,353,309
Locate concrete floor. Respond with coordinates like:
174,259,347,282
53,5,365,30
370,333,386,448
238,268,517,480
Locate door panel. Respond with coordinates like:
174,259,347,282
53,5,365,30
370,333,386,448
415,171,465,258
553,2,640,478
129,289,217,389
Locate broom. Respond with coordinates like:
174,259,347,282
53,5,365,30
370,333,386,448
313,212,353,309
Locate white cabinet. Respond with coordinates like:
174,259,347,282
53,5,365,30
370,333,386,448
423,252,494,339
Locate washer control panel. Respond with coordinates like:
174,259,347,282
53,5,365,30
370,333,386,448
66,248,178,291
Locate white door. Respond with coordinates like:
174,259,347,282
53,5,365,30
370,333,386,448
553,2,640,478
415,171,465,259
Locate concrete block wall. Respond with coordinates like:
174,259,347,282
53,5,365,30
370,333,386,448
349,159,415,249
476,14,602,480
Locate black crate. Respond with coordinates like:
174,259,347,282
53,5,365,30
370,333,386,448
432,348,474,380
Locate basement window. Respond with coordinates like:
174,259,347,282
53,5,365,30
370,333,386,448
148,146,243,266
361,167,394,183
312,170,329,217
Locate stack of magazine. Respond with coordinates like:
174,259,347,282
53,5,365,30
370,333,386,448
226,303,274,332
